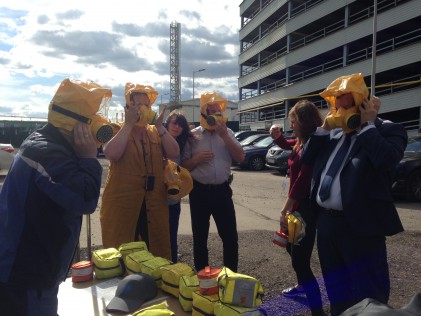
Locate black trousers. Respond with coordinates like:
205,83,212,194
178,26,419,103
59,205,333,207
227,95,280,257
0,282,58,316
317,213,390,316
189,181,238,272
286,199,323,316
135,200,149,246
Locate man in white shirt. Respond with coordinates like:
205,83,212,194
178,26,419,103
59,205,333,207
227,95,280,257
182,92,244,272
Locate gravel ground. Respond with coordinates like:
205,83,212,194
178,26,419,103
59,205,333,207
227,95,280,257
76,229,421,315
176,230,421,316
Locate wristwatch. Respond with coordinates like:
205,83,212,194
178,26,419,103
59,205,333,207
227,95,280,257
361,121,375,129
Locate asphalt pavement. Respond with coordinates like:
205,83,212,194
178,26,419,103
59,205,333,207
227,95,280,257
79,162,421,249
1,161,420,250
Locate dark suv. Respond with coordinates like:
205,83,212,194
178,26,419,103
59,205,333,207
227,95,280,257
234,130,267,142
392,135,421,201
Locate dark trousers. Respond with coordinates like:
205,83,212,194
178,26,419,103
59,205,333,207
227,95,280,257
317,213,390,316
0,282,58,316
135,200,149,246
286,200,323,316
189,181,238,272
169,202,181,262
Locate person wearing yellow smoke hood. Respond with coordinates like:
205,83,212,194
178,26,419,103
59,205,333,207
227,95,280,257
100,83,179,260
181,92,244,272
0,78,109,315
301,73,408,315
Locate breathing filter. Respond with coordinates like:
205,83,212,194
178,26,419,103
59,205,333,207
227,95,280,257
205,113,228,126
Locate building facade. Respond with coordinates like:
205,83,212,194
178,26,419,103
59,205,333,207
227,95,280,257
238,0,421,135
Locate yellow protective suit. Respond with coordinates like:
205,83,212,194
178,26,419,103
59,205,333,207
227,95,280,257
100,124,171,260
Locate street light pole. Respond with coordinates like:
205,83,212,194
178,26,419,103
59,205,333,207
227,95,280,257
371,0,378,97
192,68,206,123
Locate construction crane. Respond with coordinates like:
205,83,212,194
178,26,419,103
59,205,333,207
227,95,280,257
169,21,181,110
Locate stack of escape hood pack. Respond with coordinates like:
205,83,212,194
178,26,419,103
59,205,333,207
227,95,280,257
191,266,266,316
91,242,266,315
140,256,173,288
179,274,200,312
92,241,173,281
180,266,221,314
160,262,195,298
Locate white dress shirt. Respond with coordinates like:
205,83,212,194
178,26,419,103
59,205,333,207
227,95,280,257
182,126,237,185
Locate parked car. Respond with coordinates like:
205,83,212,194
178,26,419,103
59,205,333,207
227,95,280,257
392,135,421,202
0,143,16,171
239,134,269,147
265,145,291,174
235,135,274,171
234,130,267,142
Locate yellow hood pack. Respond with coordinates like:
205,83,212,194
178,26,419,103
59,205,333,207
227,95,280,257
319,73,369,108
199,92,228,130
125,83,158,126
164,159,193,201
48,78,113,145
320,73,369,133
124,83,158,106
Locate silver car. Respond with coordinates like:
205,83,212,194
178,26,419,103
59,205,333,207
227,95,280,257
265,145,291,174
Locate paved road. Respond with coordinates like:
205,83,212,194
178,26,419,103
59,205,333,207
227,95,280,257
79,159,421,248
1,160,420,249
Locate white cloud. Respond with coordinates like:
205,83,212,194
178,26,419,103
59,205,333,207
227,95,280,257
0,0,240,118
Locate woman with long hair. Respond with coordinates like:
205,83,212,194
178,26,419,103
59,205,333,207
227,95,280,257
165,110,195,262
270,100,324,316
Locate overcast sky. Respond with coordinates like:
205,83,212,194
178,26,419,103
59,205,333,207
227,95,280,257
0,0,240,120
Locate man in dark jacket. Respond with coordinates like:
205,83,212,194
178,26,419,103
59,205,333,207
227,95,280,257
0,78,111,316
301,73,408,316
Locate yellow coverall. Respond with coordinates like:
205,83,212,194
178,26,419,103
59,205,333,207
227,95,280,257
100,124,171,260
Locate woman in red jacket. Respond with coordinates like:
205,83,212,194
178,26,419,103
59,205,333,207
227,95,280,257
270,100,324,316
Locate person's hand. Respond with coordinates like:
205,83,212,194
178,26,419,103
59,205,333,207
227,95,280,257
155,105,167,128
270,124,282,139
73,122,97,158
360,96,380,124
124,101,140,127
214,121,228,138
193,150,214,164
372,95,381,112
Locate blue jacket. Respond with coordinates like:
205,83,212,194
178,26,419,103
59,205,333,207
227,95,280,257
0,124,102,289
301,118,407,237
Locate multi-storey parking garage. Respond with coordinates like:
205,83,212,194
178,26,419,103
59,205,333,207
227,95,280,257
238,0,421,135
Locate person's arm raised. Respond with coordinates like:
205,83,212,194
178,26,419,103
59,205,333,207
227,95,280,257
103,103,138,161
155,105,180,159
215,122,244,163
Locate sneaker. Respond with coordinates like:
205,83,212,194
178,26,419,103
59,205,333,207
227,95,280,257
282,285,305,297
